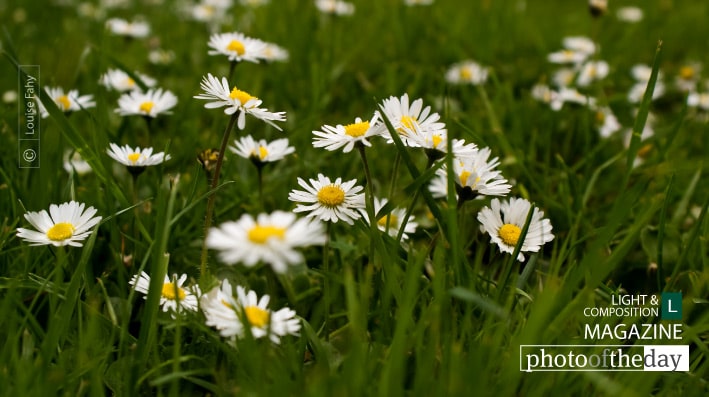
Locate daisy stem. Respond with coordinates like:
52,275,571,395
257,164,264,208
388,152,401,199
131,172,140,249
357,144,377,264
200,111,240,281
228,61,237,82
323,222,331,341
396,156,435,242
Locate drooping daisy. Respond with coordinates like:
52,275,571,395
106,143,171,172
230,135,295,164
106,17,150,38
362,197,418,240
444,147,512,199
100,69,156,92
207,32,268,63
445,60,489,85
63,150,92,175
377,93,446,146
194,73,286,130
37,86,96,118
594,107,621,138
616,6,643,23
315,0,355,16
129,271,200,315
576,60,609,87
477,197,554,262
16,201,102,247
115,88,178,118
206,211,326,273
288,174,365,225
312,115,381,153
201,279,301,344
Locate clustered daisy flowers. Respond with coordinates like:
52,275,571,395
130,271,201,315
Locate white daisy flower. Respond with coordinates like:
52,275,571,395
445,60,489,85
616,6,643,23
588,0,607,16
315,0,355,16
675,63,701,92
190,0,232,24
240,0,269,6
259,42,290,63
194,73,286,130
288,174,366,225
37,86,95,118
201,279,300,344
148,49,175,65
531,84,564,111
687,92,709,111
106,17,150,38
312,115,381,153
377,93,446,146
477,197,554,261
106,143,171,168
206,211,326,273
405,126,478,158
207,32,268,63
562,36,596,56
3,90,18,103
547,49,588,65
444,147,512,198
428,172,455,200
16,201,102,247
362,197,418,240
557,87,597,108
405,0,434,5
552,67,577,88
230,135,295,163
100,69,156,92
594,107,621,138
576,60,609,87
115,88,178,118
63,150,92,175
628,82,665,104
129,271,200,315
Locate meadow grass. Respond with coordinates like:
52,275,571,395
1,0,708,395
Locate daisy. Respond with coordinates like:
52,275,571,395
405,0,434,5
148,49,175,65
312,115,381,153
552,68,577,88
190,0,232,25
428,172,455,200
63,150,92,175
37,86,95,118
445,60,489,85
129,271,200,315
406,126,478,159
207,32,268,63
594,107,621,138
240,0,269,6
687,91,709,111
531,84,564,111
363,197,418,240
201,279,300,344
206,211,326,273
444,147,512,199
477,197,554,262
315,0,355,16
115,88,178,118
588,0,607,16
675,63,701,92
576,60,609,87
259,42,290,63
377,93,446,146
616,6,643,23
562,36,596,56
288,174,365,225
100,69,156,92
16,201,102,247
106,17,150,38
230,135,295,164
557,87,597,108
547,49,588,65
194,73,286,130
107,143,171,170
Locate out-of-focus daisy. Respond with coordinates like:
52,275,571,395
259,42,289,63
129,271,200,315
444,147,512,199
405,0,434,5
363,197,418,240
445,60,489,85
377,93,446,146
594,107,621,138
557,87,596,108
3,90,18,103
531,84,564,111
37,87,95,118
547,49,588,65
687,91,709,111
312,115,381,153
190,0,233,24
115,88,178,118
288,174,365,225
315,0,355,15
148,49,175,65
63,150,92,175
628,64,666,103
622,111,655,167
240,0,269,6
207,32,267,63
552,68,577,88
206,211,326,273
675,63,701,92
16,201,102,247
616,6,643,23
201,279,300,344
107,143,171,172
106,17,150,38
100,69,156,92
478,197,554,261
576,60,609,87
588,0,607,16
230,135,295,164
194,73,286,130
563,36,596,56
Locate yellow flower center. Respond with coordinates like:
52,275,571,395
317,185,346,207
57,95,71,110
258,146,268,160
431,135,443,148
126,77,135,87
459,170,481,188
399,116,418,133
127,153,142,164
595,111,606,124
46,222,75,241
680,66,695,80
377,214,399,228
460,67,472,80
588,65,597,77
244,305,270,328
344,121,370,137
139,101,154,114
499,223,522,246
248,224,286,244
226,40,246,55
161,282,187,301
229,87,257,105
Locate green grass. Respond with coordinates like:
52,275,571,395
1,0,708,395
